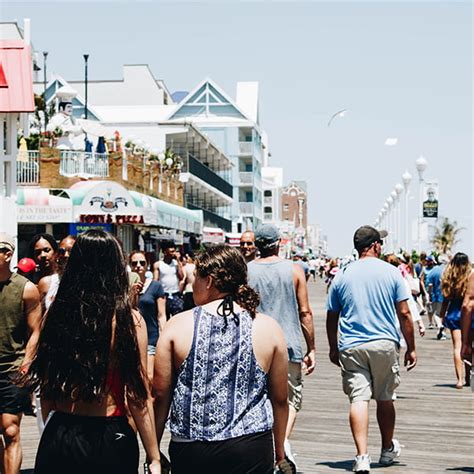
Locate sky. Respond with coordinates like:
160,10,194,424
2,1,472,256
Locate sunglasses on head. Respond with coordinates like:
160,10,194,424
131,260,147,267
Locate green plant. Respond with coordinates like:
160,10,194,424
431,217,464,254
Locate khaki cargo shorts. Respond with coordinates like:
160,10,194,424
339,339,400,403
288,361,303,412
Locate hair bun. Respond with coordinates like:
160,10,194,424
236,284,260,317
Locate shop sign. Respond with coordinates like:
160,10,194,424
69,223,113,235
79,214,145,224
17,205,72,223
202,228,225,244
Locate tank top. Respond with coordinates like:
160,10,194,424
169,306,273,441
44,273,60,311
0,273,28,375
248,259,303,362
158,260,179,294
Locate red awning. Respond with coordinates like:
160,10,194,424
0,40,34,112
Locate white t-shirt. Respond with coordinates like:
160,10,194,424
159,260,179,294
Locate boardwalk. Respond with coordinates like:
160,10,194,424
16,280,474,473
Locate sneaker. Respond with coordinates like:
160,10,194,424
353,454,371,473
428,323,435,329
379,439,401,466
437,328,446,340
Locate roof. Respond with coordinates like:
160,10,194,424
0,40,34,112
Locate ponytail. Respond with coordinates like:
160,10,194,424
235,284,260,317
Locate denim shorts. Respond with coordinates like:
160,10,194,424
147,344,156,356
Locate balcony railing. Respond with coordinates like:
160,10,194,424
239,172,253,186
187,202,232,232
17,151,39,185
60,151,109,178
239,202,253,215
238,142,253,155
263,212,273,221
263,196,272,204
188,154,232,198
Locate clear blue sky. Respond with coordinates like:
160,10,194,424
3,1,472,256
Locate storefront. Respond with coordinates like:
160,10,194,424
17,188,73,258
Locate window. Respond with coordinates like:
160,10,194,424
264,190,272,197
264,206,272,213
283,204,289,212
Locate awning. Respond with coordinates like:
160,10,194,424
66,181,144,224
17,188,73,223
0,40,34,112
131,191,203,234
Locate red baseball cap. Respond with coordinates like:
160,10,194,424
16,258,37,273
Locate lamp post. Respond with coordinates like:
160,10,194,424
42,51,48,130
415,156,428,251
83,54,89,119
157,152,165,194
384,200,391,251
395,183,404,251
391,190,398,251
402,171,412,250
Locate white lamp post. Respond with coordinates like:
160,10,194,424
415,156,428,251
395,183,404,251
401,171,412,250
157,152,165,194
387,196,394,251
390,190,398,250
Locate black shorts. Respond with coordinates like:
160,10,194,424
169,430,274,474
35,412,139,474
0,373,31,415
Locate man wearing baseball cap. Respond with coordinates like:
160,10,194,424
0,233,41,473
326,225,417,473
248,224,315,473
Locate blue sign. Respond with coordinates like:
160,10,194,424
69,223,113,235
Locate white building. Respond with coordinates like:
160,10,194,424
164,79,265,232
262,166,283,224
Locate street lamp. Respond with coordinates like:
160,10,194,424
395,183,404,251
391,190,399,251
415,156,428,251
386,197,394,251
401,171,412,250
42,51,48,130
83,54,89,119
157,152,165,194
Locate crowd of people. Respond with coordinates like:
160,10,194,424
0,224,472,474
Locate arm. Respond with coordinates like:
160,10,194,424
396,300,417,370
153,262,160,281
153,320,175,447
293,264,316,374
326,310,340,366
22,282,41,369
37,276,51,311
127,312,161,472
461,272,474,363
175,256,184,282
267,323,289,466
157,297,166,334
439,300,449,326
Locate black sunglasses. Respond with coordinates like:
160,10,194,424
131,260,147,267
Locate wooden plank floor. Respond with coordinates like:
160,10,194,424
16,279,474,473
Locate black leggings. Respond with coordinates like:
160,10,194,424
169,430,274,474
35,412,139,474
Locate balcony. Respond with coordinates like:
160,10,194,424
263,212,273,221
239,172,253,186
239,202,253,216
238,142,253,155
264,196,272,205
187,201,231,232
17,151,39,185
60,151,109,178
188,154,232,198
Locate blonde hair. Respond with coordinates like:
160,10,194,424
441,252,471,300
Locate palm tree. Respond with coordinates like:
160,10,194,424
431,218,464,254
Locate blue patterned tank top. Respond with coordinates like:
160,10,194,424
169,305,273,441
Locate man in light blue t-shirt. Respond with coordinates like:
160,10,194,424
326,225,417,474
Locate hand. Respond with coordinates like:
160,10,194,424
274,445,285,466
461,343,472,365
148,459,161,474
131,281,144,296
417,321,426,337
329,347,340,367
404,350,417,371
303,349,316,375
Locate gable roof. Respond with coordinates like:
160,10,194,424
166,77,254,123
0,40,34,112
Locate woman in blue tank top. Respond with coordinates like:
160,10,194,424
440,252,474,389
153,245,290,474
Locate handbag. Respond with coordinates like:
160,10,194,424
406,274,421,296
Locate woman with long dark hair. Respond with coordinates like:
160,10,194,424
22,230,160,473
441,252,474,388
27,233,58,284
154,244,289,474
